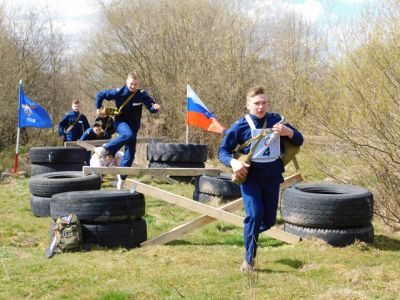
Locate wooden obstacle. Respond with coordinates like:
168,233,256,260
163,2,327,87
74,138,304,246
64,137,168,148
125,173,303,246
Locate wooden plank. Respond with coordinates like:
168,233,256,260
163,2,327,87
83,166,221,177
64,137,167,147
280,173,303,189
76,140,96,151
127,173,303,246
140,198,244,247
128,180,244,226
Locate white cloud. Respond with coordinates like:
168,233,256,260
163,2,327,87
289,0,325,23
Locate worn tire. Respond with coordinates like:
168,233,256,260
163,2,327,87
281,183,374,229
195,175,241,198
31,163,83,176
30,195,51,217
51,190,145,222
82,219,147,249
147,141,208,163
29,147,86,164
192,190,238,204
148,161,205,183
29,171,102,198
50,219,147,249
284,222,374,247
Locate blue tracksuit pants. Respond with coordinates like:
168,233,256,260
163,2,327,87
104,120,137,179
241,179,280,264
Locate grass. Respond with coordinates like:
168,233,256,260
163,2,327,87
1,174,400,300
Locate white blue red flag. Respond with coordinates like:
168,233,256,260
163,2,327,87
186,85,225,133
18,83,53,128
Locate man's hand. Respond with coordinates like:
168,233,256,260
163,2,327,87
152,103,160,110
230,158,250,180
60,135,65,142
272,123,294,138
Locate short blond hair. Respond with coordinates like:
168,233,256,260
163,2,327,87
71,100,80,105
127,71,139,80
246,86,266,104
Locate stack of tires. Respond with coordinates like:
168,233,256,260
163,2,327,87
50,190,147,249
193,175,241,203
29,146,87,176
281,183,374,246
147,141,208,183
29,171,102,218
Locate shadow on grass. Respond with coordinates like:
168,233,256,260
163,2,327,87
167,239,244,247
257,268,290,274
275,258,303,269
370,234,400,251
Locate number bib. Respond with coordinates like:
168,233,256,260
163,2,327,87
245,114,281,163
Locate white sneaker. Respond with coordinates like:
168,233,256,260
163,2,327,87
94,146,106,157
117,175,125,190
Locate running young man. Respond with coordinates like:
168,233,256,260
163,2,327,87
94,72,160,189
218,86,303,272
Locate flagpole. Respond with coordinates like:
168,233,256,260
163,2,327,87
185,124,189,144
13,80,22,174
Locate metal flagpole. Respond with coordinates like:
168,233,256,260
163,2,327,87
13,80,22,174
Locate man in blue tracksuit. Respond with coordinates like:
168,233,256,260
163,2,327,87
80,122,110,165
218,86,303,272
94,71,160,188
58,100,90,142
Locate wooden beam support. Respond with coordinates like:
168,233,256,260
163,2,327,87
127,173,303,246
64,137,167,147
127,179,244,226
83,166,221,177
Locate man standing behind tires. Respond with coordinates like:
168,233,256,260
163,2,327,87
218,86,303,273
94,71,160,189
58,100,90,142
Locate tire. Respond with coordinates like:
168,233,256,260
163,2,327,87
148,161,205,183
30,195,51,217
195,175,241,198
281,183,373,229
147,141,208,163
51,190,145,222
29,171,102,198
31,163,84,176
29,147,86,164
82,219,147,249
49,219,147,249
192,190,238,204
284,222,374,247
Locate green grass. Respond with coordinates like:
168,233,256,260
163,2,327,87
1,173,400,299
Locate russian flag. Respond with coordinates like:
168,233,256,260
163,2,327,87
186,85,225,133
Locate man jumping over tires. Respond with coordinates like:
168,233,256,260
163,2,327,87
94,71,161,189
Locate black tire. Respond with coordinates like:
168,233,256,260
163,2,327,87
82,219,147,249
195,175,241,198
49,219,147,249
148,161,205,183
284,222,374,247
29,147,86,164
281,183,374,229
51,190,145,222
192,190,238,204
29,171,102,198
31,163,83,176
30,195,51,217
147,141,208,163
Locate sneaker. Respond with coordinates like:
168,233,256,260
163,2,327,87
240,260,254,273
117,175,125,190
94,146,106,157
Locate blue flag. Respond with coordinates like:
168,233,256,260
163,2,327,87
18,83,53,128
